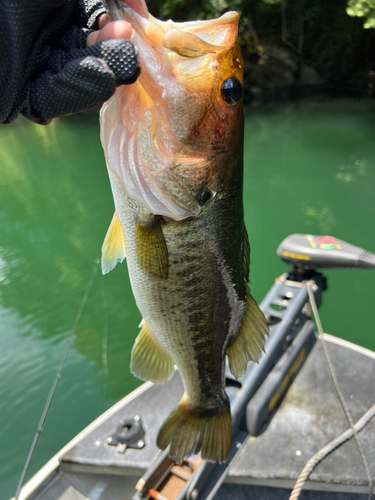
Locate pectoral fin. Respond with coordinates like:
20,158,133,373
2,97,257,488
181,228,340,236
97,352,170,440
135,216,168,279
101,212,126,275
227,288,268,379
131,320,174,384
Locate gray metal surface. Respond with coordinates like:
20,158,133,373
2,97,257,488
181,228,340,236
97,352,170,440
60,335,375,497
62,373,183,474
227,338,375,493
26,471,138,500
229,275,315,427
217,484,369,500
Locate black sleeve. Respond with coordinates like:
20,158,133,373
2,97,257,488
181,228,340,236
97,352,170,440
0,0,140,124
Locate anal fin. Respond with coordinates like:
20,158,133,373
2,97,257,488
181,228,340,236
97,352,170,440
101,212,126,275
227,287,269,379
131,320,174,384
135,216,168,279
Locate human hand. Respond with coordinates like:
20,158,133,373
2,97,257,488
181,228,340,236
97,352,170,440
0,0,146,124
87,0,149,46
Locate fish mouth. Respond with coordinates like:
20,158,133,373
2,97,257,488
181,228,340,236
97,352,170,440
111,3,240,101
101,2,242,221
111,1,239,45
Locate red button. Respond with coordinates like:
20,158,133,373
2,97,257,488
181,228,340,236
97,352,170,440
315,236,337,245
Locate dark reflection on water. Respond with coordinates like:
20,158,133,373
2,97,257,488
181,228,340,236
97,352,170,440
1,99,375,498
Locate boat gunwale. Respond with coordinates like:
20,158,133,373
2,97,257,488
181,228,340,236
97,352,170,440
320,333,375,360
14,334,375,499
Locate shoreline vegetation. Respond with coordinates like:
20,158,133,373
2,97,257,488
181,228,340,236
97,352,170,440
147,0,375,102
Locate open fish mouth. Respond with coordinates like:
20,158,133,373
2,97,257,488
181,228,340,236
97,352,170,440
113,4,240,108
101,1,243,221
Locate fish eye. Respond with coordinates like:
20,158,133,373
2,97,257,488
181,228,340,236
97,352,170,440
221,78,242,106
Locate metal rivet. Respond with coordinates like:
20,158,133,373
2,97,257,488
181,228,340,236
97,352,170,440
107,437,112,443
296,450,302,456
138,440,144,447
134,415,140,421
236,441,241,449
95,440,101,446
191,489,199,500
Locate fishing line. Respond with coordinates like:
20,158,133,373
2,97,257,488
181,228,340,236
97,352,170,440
14,258,100,500
100,274,109,382
289,281,374,500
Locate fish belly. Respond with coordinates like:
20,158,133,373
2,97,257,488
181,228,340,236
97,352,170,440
111,174,245,406
109,171,249,462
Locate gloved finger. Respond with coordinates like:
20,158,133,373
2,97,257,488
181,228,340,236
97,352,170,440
25,56,117,123
76,0,106,29
88,39,140,84
87,20,133,47
58,25,90,52
98,14,109,29
46,39,140,84
26,42,140,122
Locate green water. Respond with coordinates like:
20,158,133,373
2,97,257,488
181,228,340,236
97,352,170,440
1,99,374,498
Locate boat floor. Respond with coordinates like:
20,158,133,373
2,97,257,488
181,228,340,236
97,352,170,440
28,471,370,500
38,473,370,500
20,335,375,500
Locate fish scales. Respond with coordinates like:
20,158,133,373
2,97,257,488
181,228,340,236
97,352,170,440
100,0,268,463
111,172,244,407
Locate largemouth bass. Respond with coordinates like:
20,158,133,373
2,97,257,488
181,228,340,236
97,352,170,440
100,0,268,463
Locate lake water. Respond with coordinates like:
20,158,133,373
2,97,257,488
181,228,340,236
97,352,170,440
1,98,375,499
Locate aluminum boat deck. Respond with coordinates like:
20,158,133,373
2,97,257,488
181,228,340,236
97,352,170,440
18,334,375,500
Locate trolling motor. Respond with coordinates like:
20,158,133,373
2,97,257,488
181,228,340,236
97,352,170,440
278,233,375,271
244,234,375,438
133,234,375,500
245,235,375,436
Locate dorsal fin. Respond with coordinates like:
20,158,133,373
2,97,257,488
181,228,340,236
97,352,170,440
101,212,126,275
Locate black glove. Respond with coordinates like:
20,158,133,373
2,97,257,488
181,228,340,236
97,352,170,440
0,0,140,124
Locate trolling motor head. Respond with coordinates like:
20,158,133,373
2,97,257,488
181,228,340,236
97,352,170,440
277,234,375,271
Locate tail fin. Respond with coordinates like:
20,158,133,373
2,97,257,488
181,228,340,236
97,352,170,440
156,397,231,463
